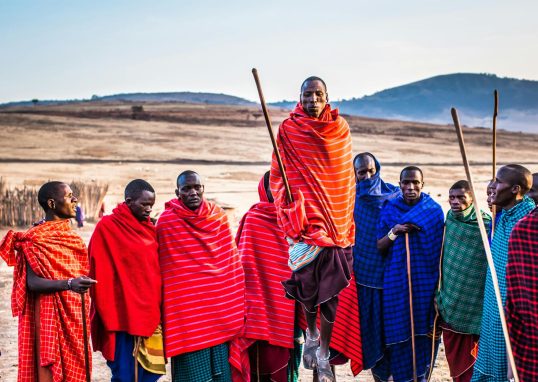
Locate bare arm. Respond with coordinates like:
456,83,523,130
26,262,97,294
377,223,421,255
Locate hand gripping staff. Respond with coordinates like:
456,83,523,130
451,107,519,382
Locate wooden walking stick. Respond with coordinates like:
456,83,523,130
451,107,520,382
427,227,446,381
251,68,293,203
491,90,499,237
80,293,91,382
405,233,418,382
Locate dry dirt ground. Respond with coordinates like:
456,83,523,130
0,102,536,381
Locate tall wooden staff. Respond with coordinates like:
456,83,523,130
80,293,91,382
251,68,293,203
451,108,519,382
251,68,295,380
491,90,499,236
405,233,418,382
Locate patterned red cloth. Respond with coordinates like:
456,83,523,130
89,202,161,361
269,103,355,247
157,198,245,357
0,220,91,382
229,177,296,381
506,207,538,381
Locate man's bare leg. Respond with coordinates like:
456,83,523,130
303,308,319,369
316,311,336,382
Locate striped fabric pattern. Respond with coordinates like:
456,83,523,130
0,220,91,382
229,177,297,381
157,198,245,358
269,103,355,248
472,196,535,382
506,207,538,382
288,241,323,271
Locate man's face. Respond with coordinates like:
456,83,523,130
528,175,538,204
399,170,423,205
50,184,78,219
176,174,204,210
449,188,473,213
491,169,519,208
300,80,328,118
355,156,377,182
126,190,155,222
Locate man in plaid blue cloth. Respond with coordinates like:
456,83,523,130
471,164,535,382
352,152,400,381
376,166,444,382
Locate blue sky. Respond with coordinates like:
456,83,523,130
1,0,537,103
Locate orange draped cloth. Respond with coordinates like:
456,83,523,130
157,198,245,358
89,202,161,361
0,220,91,382
229,177,297,381
269,103,355,247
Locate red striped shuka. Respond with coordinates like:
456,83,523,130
229,176,297,381
156,197,245,358
269,103,356,248
0,220,91,382
506,207,538,382
270,103,363,375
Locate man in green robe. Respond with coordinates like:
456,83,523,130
436,180,491,382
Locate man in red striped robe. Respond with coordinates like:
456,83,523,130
0,181,96,382
270,77,361,382
157,170,245,382
229,172,300,382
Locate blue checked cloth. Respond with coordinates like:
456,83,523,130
377,193,444,344
471,196,535,382
353,155,400,288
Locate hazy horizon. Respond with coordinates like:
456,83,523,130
1,1,538,104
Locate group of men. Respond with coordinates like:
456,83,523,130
1,76,537,382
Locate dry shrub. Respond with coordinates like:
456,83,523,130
69,180,109,222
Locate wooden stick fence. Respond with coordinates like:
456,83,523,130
0,178,108,227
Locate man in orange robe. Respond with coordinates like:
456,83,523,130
270,77,359,382
0,181,96,382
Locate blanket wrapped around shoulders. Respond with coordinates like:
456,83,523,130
377,193,444,344
157,198,245,358
0,220,90,382
270,103,355,248
353,154,400,288
229,177,296,381
89,202,161,361
472,196,535,381
506,207,538,382
436,205,491,335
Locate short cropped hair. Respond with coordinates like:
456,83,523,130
37,181,65,211
499,164,532,194
400,166,423,181
176,170,200,188
124,179,155,200
450,180,471,192
301,76,327,93
353,152,376,168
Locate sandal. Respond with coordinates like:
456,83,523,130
303,328,320,370
316,347,335,382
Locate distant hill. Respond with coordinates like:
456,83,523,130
0,92,255,108
271,73,538,132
